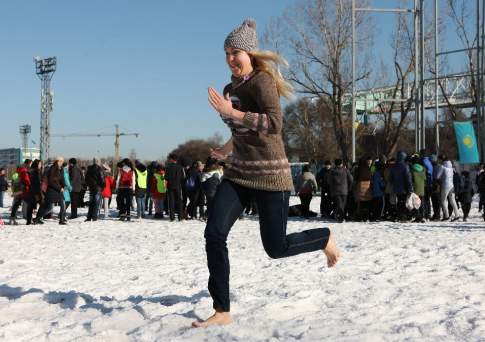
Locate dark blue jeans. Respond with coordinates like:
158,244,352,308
204,180,330,312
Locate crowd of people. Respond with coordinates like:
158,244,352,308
1,150,485,226
0,153,224,225
0,152,485,225
295,150,485,223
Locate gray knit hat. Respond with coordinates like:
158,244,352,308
224,18,258,52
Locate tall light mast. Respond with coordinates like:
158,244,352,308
34,56,56,162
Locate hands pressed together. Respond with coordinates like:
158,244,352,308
208,87,234,119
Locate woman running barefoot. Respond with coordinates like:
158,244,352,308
192,18,340,328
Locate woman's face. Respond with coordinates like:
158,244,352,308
225,47,253,78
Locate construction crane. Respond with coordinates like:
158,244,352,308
52,124,140,165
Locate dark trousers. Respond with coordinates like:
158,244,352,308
431,191,441,219
412,196,425,220
10,196,23,218
298,193,312,216
70,192,80,218
167,188,183,220
423,186,432,219
145,192,153,215
37,191,65,223
332,195,347,222
118,188,132,217
396,194,408,220
87,192,101,220
205,180,330,312
479,191,485,212
371,196,385,221
320,192,332,218
462,202,471,219
188,190,204,219
26,197,40,224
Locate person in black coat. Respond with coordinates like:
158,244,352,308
68,158,84,219
186,161,205,220
145,161,157,215
85,158,105,221
35,157,66,225
316,160,332,218
459,171,474,222
329,159,353,222
165,153,185,221
26,160,44,224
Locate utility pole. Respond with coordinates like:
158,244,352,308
34,56,56,162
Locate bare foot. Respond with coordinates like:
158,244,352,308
192,310,233,328
323,232,340,267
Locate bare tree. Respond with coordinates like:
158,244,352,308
283,97,339,161
369,13,417,158
265,0,373,163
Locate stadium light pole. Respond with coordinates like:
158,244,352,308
34,56,56,162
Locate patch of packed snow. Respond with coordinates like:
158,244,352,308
1,194,484,341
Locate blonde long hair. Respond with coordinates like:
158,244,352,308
249,50,294,99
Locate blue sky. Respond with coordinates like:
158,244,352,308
0,0,468,160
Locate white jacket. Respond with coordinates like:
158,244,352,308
439,160,455,191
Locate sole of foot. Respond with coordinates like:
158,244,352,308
323,233,340,267
192,311,233,328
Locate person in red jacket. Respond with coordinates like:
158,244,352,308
116,158,135,221
9,159,32,225
101,165,115,219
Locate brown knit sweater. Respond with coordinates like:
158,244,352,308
222,70,294,191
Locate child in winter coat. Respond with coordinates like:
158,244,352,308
101,165,115,219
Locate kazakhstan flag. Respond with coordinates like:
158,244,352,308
453,121,480,164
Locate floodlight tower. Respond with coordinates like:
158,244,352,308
19,124,31,150
34,56,56,162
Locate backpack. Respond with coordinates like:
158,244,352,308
119,169,133,187
185,175,196,191
11,176,24,194
154,173,167,193
298,180,313,195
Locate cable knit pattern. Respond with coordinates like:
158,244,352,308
222,71,294,192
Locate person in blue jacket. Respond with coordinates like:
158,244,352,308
389,151,413,221
419,149,433,219
371,160,386,221
63,162,73,213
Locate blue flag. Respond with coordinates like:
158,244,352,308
453,121,480,164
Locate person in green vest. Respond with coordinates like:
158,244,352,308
134,160,148,219
151,164,167,219
411,155,426,223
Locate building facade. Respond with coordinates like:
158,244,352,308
0,148,40,169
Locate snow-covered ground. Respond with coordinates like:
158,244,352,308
0,194,484,342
